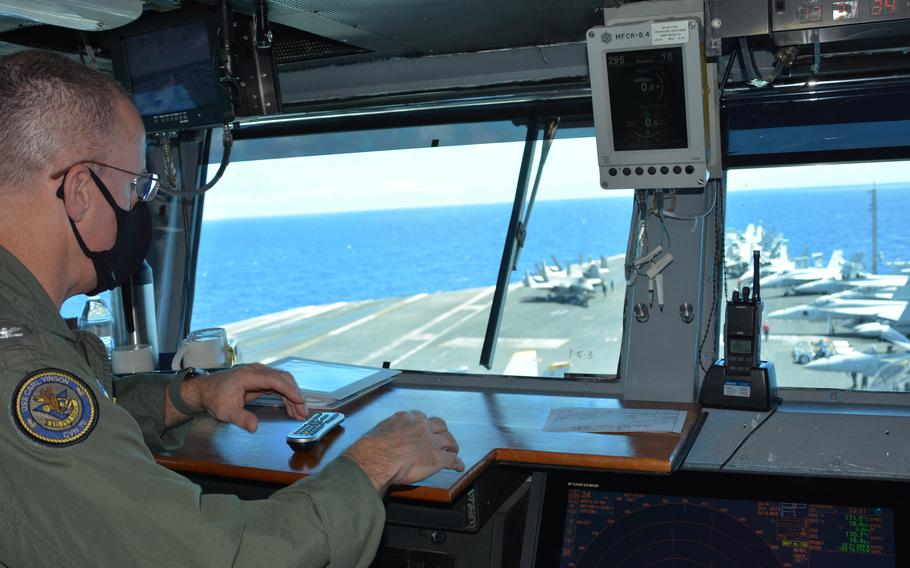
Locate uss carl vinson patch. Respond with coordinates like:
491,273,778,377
12,369,98,446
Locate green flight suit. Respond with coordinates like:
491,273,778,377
0,245,385,567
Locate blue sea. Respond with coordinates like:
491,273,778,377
186,185,908,329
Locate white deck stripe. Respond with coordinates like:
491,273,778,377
328,294,428,336
359,287,495,364
440,337,569,350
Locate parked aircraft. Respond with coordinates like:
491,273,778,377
759,250,847,291
793,274,907,295
769,280,910,332
804,327,910,389
523,256,611,307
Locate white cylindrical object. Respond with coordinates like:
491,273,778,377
171,335,231,370
112,344,155,375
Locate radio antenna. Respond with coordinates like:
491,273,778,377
752,250,761,303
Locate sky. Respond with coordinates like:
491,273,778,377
201,137,910,221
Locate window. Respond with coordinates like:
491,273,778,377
192,121,631,377
724,160,910,391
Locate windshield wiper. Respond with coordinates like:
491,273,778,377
480,116,560,370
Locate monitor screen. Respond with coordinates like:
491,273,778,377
123,22,220,117
606,47,688,151
560,487,893,567
533,471,902,567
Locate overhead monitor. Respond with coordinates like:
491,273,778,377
529,469,903,567
109,15,233,133
587,19,709,189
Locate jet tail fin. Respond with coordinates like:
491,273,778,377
892,279,910,302
896,303,910,325
881,326,910,351
828,249,845,272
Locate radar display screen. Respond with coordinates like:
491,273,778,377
606,47,688,151
558,486,895,567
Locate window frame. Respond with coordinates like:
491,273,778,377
195,104,631,383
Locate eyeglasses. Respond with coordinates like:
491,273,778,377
51,160,160,202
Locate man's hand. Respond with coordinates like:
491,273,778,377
343,411,465,495
166,364,308,431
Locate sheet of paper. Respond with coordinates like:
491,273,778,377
543,407,687,434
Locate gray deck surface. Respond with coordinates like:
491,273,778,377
221,260,892,391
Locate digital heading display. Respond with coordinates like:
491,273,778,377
606,47,688,152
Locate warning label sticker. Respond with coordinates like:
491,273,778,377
651,21,690,45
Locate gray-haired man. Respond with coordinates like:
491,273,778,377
0,50,463,567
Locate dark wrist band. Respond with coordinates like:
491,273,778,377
168,369,207,416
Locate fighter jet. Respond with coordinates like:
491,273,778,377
804,326,910,389
523,256,611,307
758,250,847,292
793,274,907,295
805,350,900,376
769,280,910,330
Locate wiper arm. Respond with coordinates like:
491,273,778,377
480,117,560,370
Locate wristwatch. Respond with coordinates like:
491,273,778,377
167,367,209,416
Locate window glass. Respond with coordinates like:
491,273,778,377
724,160,910,391
193,123,632,377
60,292,112,324
489,131,632,377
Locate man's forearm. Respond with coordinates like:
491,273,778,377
163,375,204,428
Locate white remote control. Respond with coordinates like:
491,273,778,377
286,412,345,449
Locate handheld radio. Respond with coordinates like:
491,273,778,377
700,250,777,411
724,251,763,376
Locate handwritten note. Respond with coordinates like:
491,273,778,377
543,407,687,434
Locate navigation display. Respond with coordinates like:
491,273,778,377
559,486,895,567
606,47,688,151
124,22,219,116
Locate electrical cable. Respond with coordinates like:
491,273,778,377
157,127,234,198
719,398,783,470
624,190,650,286
697,180,724,373
660,183,717,222
738,37,763,86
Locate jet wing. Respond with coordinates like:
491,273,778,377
820,303,906,321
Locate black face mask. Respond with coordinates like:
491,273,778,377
57,169,152,295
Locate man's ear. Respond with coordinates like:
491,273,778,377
60,165,94,223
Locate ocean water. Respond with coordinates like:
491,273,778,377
189,185,909,329
192,198,635,328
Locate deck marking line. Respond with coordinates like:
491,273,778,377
440,337,570,350
328,294,428,336
272,297,426,355
391,307,490,367
359,287,495,364
224,302,347,335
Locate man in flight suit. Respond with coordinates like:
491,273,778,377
0,50,464,567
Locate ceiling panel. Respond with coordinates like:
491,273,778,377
266,0,607,56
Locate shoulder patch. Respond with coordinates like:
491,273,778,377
12,369,98,447
0,320,37,352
